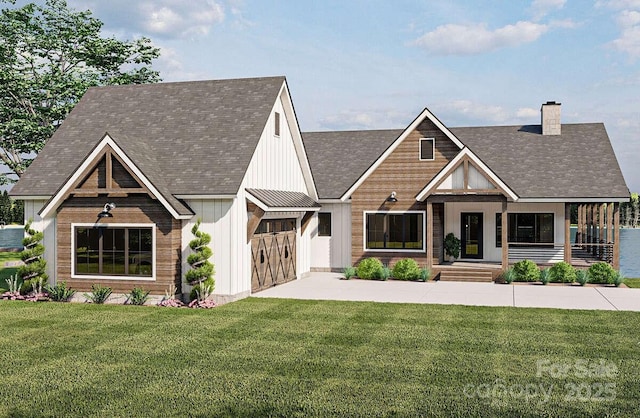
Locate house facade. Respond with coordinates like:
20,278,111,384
12,77,629,301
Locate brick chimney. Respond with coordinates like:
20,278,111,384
541,101,561,135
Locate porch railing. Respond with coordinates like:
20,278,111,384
507,243,564,264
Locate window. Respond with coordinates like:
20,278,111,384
256,218,296,234
274,112,280,136
419,138,435,160
318,212,331,237
496,213,554,247
75,226,153,277
365,212,424,251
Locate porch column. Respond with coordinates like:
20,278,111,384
564,203,572,263
599,203,605,259
607,202,614,244
613,203,620,270
501,200,508,269
577,204,583,244
581,204,587,247
426,201,433,271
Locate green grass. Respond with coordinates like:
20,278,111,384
623,278,640,288
0,299,638,417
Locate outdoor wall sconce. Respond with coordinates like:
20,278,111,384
386,191,398,202
98,202,116,218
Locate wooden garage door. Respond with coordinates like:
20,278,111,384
251,219,297,293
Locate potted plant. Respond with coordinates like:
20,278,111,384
444,233,461,262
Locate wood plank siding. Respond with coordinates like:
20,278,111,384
351,118,459,266
56,195,182,294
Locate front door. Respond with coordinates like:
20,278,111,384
461,213,483,259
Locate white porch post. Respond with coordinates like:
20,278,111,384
426,201,433,271
501,200,508,269
564,203,572,263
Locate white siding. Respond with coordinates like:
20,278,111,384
444,201,565,263
181,199,234,296
311,202,352,269
23,200,56,283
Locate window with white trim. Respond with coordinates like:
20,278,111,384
496,213,554,247
274,112,281,136
365,212,424,251
75,226,153,277
419,138,435,160
318,212,331,237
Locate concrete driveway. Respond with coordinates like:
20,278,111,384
253,272,640,311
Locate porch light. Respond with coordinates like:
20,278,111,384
98,202,116,218
387,191,398,203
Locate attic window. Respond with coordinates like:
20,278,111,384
274,112,281,137
420,138,435,161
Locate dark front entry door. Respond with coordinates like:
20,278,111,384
461,213,483,259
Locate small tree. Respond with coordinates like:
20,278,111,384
18,219,47,293
186,219,215,301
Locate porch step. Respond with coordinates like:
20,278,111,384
438,269,494,283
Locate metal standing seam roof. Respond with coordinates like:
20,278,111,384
302,124,629,200
246,188,320,209
11,76,288,214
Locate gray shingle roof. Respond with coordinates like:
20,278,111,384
11,76,286,213
246,188,320,209
450,124,629,199
302,129,402,199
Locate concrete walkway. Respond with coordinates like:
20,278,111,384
254,272,640,311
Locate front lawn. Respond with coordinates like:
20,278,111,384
624,278,640,288
0,299,638,416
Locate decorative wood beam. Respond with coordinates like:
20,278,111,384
613,203,620,270
564,203,571,264
427,202,433,270
246,202,265,243
106,150,113,189
502,200,508,269
300,211,314,234
463,158,469,190
72,188,148,195
607,202,614,243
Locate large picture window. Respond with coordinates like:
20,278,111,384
75,226,154,277
365,212,424,251
496,213,554,247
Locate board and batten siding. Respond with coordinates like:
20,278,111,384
311,202,352,270
181,199,235,297
23,199,56,282
56,196,181,294
351,118,459,267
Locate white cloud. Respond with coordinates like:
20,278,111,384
68,0,225,40
609,10,640,58
413,21,548,55
319,109,409,130
530,0,566,21
596,0,640,9
440,100,510,124
516,107,540,119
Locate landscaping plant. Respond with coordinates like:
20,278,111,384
158,284,184,307
18,220,48,294
188,281,216,309
186,219,215,301
501,268,515,284
613,271,625,287
539,268,551,285
575,269,588,286
1,275,24,300
392,258,422,281
356,257,384,280
587,262,617,284
25,277,48,302
45,281,76,302
549,261,576,283
342,266,356,280
444,233,461,260
511,259,540,282
380,265,391,281
127,287,150,306
84,284,112,304
419,267,430,282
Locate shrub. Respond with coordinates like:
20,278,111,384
18,220,48,294
185,220,215,289
444,233,461,260
127,287,150,305
613,271,625,287
587,262,617,284
356,257,384,280
342,266,356,280
189,278,215,301
419,267,430,282
84,284,112,304
392,259,422,281
549,262,576,283
380,266,391,281
576,269,588,286
512,260,540,282
501,268,515,284
45,281,76,302
158,284,184,307
539,268,551,285
188,280,216,308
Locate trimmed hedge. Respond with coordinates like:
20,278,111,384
356,257,384,280
549,262,576,283
512,259,540,282
588,262,617,284
392,259,422,281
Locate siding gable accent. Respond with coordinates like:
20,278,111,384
340,108,465,201
416,147,518,201
39,133,194,220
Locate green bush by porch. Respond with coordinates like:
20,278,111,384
587,262,617,285
549,262,577,283
356,257,384,280
391,258,422,280
0,299,638,416
511,259,540,282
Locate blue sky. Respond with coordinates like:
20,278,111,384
63,0,639,192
